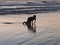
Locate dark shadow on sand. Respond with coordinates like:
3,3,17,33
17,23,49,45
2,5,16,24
3,22,14,24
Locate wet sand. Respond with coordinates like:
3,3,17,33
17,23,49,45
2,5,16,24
0,13,60,45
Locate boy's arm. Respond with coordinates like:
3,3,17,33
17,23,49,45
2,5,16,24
34,18,36,23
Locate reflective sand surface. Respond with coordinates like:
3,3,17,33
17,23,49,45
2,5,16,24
0,13,60,45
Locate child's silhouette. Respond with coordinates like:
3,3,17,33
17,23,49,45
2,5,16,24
23,15,36,26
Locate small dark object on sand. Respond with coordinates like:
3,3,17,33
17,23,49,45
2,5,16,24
3,22,14,24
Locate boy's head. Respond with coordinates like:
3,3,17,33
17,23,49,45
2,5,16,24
33,15,36,18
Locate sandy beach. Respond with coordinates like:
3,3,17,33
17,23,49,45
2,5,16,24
0,12,60,45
